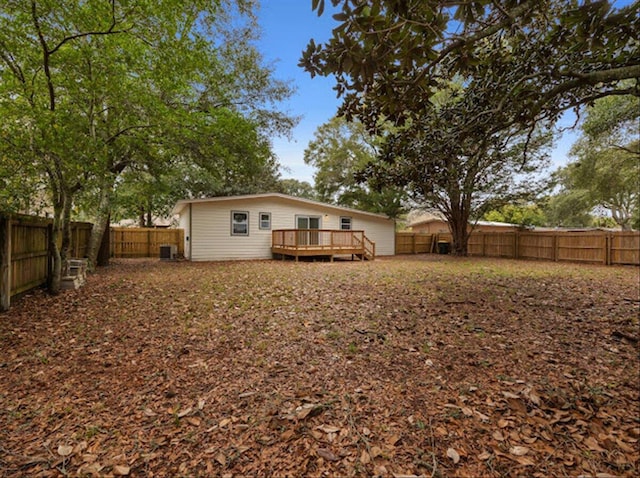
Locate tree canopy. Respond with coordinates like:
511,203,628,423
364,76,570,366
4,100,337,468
0,0,295,287
300,0,639,253
304,116,407,218
549,94,639,230
302,0,639,131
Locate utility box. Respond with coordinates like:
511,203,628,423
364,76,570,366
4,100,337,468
159,244,177,260
437,241,450,255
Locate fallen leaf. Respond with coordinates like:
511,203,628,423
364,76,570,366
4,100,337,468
474,410,490,421
478,451,491,460
527,389,541,406
57,445,73,457
113,465,130,476
316,424,341,434
317,448,340,462
387,434,401,446
493,430,505,441
513,455,535,466
186,416,201,426
447,447,460,464
360,449,371,464
584,436,606,453
77,462,104,476
177,407,192,418
215,452,226,466
509,446,530,456
498,418,511,428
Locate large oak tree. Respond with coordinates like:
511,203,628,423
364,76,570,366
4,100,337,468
300,0,639,254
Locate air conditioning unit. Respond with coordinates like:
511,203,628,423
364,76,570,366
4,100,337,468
159,244,177,261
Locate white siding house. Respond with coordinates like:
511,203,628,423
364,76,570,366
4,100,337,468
172,193,396,261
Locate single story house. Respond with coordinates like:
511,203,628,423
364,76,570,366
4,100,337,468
410,215,519,234
172,193,396,261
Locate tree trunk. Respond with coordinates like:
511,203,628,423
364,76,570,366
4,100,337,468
138,207,145,228
449,215,470,256
446,199,471,256
48,204,64,295
60,194,73,264
86,178,114,271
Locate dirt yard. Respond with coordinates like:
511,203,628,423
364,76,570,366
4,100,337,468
1,256,638,477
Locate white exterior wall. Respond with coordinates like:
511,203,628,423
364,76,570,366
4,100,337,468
178,205,191,259
183,196,395,261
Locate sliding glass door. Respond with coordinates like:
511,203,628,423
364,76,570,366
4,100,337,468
296,216,321,245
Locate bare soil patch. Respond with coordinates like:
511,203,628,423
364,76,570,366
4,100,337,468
1,256,638,477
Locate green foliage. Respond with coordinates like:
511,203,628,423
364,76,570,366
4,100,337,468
301,0,639,252
302,1,639,130
483,204,547,227
549,93,639,230
364,83,552,254
304,116,407,218
0,1,296,276
277,179,317,200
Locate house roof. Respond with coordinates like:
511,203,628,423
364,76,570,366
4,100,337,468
172,193,393,221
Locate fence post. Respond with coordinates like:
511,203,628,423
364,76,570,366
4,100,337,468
553,233,558,262
0,215,11,311
514,232,519,259
412,233,416,254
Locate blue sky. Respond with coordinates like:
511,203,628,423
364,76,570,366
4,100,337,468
257,1,341,183
255,1,629,185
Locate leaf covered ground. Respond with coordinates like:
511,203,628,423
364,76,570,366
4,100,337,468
1,256,639,477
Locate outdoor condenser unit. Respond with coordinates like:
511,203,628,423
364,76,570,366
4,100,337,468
159,244,177,260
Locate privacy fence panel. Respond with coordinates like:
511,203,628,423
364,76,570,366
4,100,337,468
1,214,93,310
396,230,639,266
395,233,434,254
110,227,184,258
556,233,607,264
518,233,556,261
11,219,50,297
610,232,640,265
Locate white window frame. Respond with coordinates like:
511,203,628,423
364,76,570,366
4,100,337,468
340,216,352,230
231,211,249,236
259,212,271,230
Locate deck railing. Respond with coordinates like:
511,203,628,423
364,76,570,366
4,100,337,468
272,229,375,260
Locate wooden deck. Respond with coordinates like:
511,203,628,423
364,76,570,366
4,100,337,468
272,229,375,262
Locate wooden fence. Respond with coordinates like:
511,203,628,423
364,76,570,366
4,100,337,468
395,232,435,255
110,227,184,258
397,230,640,266
1,213,93,311
1,215,185,311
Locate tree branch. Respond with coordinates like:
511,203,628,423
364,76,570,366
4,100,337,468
48,0,131,55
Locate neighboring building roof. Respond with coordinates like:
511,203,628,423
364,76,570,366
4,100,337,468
409,215,517,229
472,220,520,228
407,211,445,226
111,216,176,228
172,193,393,221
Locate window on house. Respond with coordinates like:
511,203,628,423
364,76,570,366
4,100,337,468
231,211,249,236
340,216,352,230
259,212,271,230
